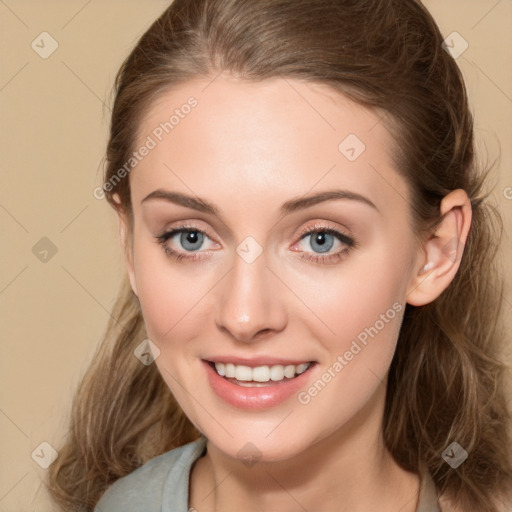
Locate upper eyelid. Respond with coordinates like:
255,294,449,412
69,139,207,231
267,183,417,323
293,227,354,252
157,224,215,242
144,198,365,240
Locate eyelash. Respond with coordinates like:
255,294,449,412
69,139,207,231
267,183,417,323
155,222,357,264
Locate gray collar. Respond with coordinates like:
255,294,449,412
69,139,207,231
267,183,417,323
417,469,442,511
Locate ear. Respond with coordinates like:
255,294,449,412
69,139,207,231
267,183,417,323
406,189,472,306
114,194,138,297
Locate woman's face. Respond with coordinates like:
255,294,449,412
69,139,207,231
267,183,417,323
124,75,423,462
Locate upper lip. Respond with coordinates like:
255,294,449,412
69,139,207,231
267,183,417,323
203,356,315,367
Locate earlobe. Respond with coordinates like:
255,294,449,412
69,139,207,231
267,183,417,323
117,211,138,297
406,189,472,307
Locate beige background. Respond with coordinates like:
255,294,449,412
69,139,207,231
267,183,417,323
1,1,511,510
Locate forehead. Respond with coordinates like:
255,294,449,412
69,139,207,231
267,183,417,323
131,75,409,216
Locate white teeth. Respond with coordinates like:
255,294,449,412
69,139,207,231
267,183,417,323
225,363,236,378
235,365,253,382
284,365,296,378
253,366,270,382
296,363,309,375
215,362,225,376
213,361,311,382
270,365,285,381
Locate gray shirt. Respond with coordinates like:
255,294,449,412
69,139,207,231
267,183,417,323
94,436,442,511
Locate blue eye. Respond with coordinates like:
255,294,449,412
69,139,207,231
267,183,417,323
307,231,335,253
155,224,357,264
294,226,355,264
176,230,204,251
156,227,212,262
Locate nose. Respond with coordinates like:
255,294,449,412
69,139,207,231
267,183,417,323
215,249,288,343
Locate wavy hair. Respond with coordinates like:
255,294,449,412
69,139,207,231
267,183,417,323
46,0,512,510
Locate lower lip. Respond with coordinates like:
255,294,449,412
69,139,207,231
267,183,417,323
203,360,316,410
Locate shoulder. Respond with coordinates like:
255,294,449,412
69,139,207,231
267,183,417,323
94,437,207,512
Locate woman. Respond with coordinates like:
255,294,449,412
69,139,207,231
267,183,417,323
46,1,512,511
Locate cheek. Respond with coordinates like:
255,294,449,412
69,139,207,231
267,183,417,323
132,240,211,344
291,247,413,420
293,267,407,437
293,243,411,348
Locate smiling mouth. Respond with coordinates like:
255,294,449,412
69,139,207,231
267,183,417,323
206,360,315,387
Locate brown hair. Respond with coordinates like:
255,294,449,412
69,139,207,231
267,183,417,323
46,1,512,510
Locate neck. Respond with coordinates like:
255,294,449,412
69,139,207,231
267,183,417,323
189,381,420,512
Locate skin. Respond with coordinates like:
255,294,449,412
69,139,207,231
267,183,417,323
116,73,471,512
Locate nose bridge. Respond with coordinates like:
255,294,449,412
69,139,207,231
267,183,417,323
215,241,287,342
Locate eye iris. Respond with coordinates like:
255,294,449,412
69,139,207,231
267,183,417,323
311,232,333,253
180,231,203,251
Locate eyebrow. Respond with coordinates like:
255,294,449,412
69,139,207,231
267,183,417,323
141,188,378,215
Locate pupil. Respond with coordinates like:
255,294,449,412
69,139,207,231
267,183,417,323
311,231,333,254
180,230,203,251
316,233,326,245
